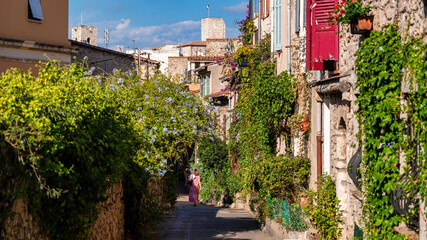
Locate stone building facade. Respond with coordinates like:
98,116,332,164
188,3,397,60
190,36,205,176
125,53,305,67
71,25,98,46
126,44,180,73
71,40,136,76
179,41,207,57
252,0,426,239
206,38,241,56
201,18,226,41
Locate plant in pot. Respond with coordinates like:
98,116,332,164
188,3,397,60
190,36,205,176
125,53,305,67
328,0,373,34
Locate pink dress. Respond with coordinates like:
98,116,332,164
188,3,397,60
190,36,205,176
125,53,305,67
189,176,200,203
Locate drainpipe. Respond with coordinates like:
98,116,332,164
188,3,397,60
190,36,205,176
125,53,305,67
316,71,323,178
286,0,291,71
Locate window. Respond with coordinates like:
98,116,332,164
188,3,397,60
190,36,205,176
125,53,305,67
28,0,44,21
306,0,339,70
274,0,282,51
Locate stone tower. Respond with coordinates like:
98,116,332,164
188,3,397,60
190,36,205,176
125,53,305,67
72,25,98,46
201,18,225,41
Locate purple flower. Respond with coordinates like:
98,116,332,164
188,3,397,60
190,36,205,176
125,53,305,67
243,33,246,37
220,89,224,92
247,9,250,14
247,4,250,8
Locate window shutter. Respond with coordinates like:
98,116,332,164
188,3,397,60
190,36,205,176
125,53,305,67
266,0,270,17
29,0,44,20
201,76,205,97
206,75,210,95
274,0,282,51
306,0,339,70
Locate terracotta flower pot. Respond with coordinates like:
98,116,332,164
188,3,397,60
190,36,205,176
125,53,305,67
351,16,374,34
299,116,310,132
299,194,309,209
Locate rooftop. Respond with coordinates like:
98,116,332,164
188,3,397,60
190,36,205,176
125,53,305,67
180,41,207,47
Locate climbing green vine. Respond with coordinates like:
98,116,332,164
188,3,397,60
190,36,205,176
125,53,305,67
224,33,310,220
355,24,427,239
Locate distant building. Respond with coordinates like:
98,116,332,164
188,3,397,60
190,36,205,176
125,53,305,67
71,40,159,79
126,44,180,73
201,18,226,41
0,0,74,73
71,25,98,46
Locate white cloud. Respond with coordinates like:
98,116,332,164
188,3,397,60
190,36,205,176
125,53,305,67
116,19,131,30
71,18,203,49
105,19,201,49
222,2,247,14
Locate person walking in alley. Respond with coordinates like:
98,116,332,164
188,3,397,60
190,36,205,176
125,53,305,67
189,170,201,206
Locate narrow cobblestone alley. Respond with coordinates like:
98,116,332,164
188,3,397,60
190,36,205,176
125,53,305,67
155,184,272,240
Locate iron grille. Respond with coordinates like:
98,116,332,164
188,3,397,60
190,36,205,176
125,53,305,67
347,147,362,189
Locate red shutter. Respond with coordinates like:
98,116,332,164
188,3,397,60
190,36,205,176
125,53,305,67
306,0,339,70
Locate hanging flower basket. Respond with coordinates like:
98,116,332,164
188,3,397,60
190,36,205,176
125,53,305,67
299,116,310,132
351,16,374,34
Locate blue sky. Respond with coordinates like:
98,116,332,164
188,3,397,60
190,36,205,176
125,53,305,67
69,1,249,50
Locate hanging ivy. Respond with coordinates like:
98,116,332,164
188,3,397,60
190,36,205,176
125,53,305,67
355,24,427,239
227,34,311,213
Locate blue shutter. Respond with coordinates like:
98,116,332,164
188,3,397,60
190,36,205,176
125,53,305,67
275,0,282,51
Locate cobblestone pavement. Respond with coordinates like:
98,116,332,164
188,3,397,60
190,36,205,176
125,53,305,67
155,186,272,240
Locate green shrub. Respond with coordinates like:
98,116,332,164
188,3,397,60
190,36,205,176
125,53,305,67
306,175,343,240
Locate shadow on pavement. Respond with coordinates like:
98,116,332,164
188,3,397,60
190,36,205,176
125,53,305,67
154,182,269,240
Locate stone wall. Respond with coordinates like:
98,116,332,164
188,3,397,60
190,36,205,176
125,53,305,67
1,197,48,240
71,25,98,46
201,18,226,41
88,183,125,240
180,45,207,57
71,40,136,76
2,182,126,240
328,0,427,238
168,56,188,78
206,38,242,56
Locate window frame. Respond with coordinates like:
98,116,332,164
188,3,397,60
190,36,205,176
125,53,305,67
28,0,44,22
274,0,282,51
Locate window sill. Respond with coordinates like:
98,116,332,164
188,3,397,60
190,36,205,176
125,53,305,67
27,19,42,24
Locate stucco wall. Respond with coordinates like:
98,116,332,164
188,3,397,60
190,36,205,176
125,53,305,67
0,0,69,47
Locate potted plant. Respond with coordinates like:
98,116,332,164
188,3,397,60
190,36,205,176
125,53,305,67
328,0,373,34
